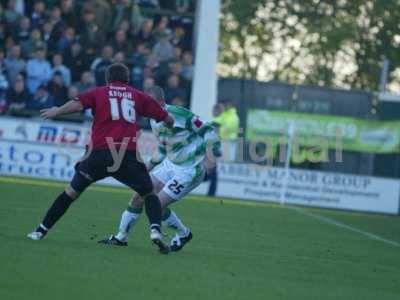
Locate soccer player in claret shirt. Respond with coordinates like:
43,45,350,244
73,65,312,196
27,63,174,254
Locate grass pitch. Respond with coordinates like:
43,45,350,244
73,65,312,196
0,176,399,300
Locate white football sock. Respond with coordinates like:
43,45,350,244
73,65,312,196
115,208,141,241
162,209,189,237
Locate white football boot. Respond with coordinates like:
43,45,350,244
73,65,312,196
27,231,45,241
150,228,170,254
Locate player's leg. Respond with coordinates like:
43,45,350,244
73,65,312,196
118,185,178,238
100,159,171,246
111,152,170,253
159,163,206,251
112,162,206,250
27,151,107,240
27,170,94,240
112,187,190,248
105,178,164,245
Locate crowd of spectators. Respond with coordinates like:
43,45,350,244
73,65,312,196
0,0,196,117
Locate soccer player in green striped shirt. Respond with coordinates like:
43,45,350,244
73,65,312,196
100,86,221,251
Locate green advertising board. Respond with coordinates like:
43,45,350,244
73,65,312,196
246,110,400,153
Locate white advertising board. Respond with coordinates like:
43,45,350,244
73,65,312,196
195,162,400,214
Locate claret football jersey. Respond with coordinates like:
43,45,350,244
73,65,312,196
77,81,168,150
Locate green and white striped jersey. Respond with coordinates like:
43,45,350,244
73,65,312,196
149,105,220,168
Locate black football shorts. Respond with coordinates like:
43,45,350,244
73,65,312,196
70,149,153,196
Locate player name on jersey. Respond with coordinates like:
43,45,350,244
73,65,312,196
108,90,133,99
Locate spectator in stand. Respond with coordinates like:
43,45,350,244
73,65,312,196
4,36,16,55
31,1,47,30
145,54,160,80
169,60,183,77
181,50,194,81
143,76,155,92
83,0,111,37
0,49,5,66
111,0,143,35
67,85,79,101
169,46,182,64
0,24,6,49
60,0,79,28
131,3,144,36
80,7,104,60
171,97,186,107
0,63,9,100
57,27,76,55
76,71,95,92
90,45,113,86
47,71,68,106
116,19,130,36
64,42,89,82
154,16,172,38
109,29,133,56
42,21,53,44
136,19,155,47
4,0,21,27
171,26,188,50
0,50,5,70
28,84,53,110
130,43,149,87
5,74,31,112
131,65,143,89
130,42,149,68
51,53,71,86
13,16,31,46
22,29,43,58
164,74,186,104
0,51,8,113
47,6,66,53
114,51,126,64
153,32,173,62
4,45,25,85
170,61,190,93
26,46,52,93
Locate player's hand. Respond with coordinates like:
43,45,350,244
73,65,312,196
40,106,60,120
164,114,175,127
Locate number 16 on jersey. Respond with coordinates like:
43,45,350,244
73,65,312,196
109,97,136,123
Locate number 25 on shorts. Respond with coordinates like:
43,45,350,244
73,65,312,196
168,180,184,195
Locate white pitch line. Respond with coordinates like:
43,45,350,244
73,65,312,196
289,206,400,248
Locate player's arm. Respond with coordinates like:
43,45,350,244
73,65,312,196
40,88,96,120
203,134,221,177
137,92,175,127
40,100,84,120
146,125,167,171
147,143,166,172
186,115,222,171
203,128,222,172
186,115,218,143
186,115,222,153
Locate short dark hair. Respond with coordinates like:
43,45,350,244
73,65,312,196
147,86,165,101
106,63,129,84
220,98,233,107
